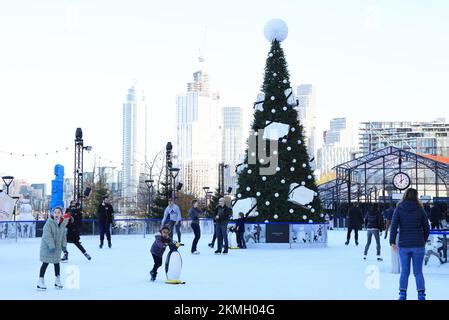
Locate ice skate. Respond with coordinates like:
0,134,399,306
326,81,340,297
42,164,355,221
150,271,156,282
191,251,200,255
418,290,426,301
37,277,46,290
54,276,63,289
84,252,91,260
61,252,68,263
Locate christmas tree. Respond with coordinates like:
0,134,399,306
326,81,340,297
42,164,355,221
235,19,322,223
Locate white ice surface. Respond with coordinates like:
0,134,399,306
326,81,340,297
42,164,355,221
1,230,448,300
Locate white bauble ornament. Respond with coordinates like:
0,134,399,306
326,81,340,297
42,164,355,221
289,209,294,213
290,167,295,172
237,193,242,198
270,96,275,101
292,159,297,163
307,205,312,208
307,175,312,179
308,220,313,223
276,167,280,172
302,163,307,168
311,208,316,213
248,169,252,174
256,192,261,196
259,158,265,163
283,106,287,111
262,176,267,181
273,72,277,76
314,192,318,196
320,213,323,218
274,192,279,197
264,219,269,223
287,146,292,151
282,139,287,143
302,215,307,220
265,201,270,206
283,79,287,84
281,179,286,184
251,152,256,157
274,214,279,219
273,150,278,155
271,109,276,113
264,19,289,42
301,181,306,186
246,187,251,191
297,140,302,144
269,53,273,57
254,131,258,136
291,127,295,132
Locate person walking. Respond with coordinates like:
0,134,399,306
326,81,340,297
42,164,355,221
390,188,430,300
97,197,114,248
188,199,202,254
161,197,182,243
346,203,363,245
61,201,91,261
37,207,69,290
363,203,384,261
213,198,232,254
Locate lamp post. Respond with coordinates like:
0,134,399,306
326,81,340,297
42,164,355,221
74,128,92,210
203,186,210,212
169,168,180,201
2,176,14,195
145,179,154,217
218,163,228,197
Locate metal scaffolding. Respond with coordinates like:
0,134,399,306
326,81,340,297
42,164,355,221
318,146,449,214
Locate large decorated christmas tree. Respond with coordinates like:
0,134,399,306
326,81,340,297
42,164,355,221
234,19,322,223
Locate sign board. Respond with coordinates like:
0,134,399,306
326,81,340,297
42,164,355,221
266,224,289,243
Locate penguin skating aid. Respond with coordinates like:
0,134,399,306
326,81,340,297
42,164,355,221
165,242,186,284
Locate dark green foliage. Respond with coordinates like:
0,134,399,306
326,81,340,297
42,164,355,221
235,40,322,222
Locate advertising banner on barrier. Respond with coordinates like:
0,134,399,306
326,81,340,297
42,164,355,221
290,223,327,248
266,224,290,243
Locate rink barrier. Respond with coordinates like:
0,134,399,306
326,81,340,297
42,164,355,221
0,218,329,247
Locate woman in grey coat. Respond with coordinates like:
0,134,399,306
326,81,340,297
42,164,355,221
37,207,69,290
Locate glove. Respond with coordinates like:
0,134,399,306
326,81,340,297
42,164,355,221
64,213,71,220
176,242,181,248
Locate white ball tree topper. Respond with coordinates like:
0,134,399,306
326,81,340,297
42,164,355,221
264,19,288,42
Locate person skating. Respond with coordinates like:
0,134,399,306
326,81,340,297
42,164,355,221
214,198,232,254
346,203,363,245
61,201,91,262
235,212,250,249
429,204,443,230
390,188,430,300
363,203,384,261
150,226,172,281
97,197,114,248
161,197,182,243
37,207,69,290
188,199,201,254
383,204,395,239
19,194,35,238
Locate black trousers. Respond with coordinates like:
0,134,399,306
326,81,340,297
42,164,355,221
168,220,181,243
64,240,86,254
151,254,162,275
237,232,246,248
39,262,60,277
347,228,359,242
191,223,201,253
99,223,111,244
210,224,217,246
431,222,441,230
216,223,228,252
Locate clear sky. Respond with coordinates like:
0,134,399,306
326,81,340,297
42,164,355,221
0,0,448,188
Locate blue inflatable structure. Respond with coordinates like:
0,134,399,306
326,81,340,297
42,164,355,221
49,164,65,213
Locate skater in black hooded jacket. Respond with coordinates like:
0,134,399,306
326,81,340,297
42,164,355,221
61,201,91,262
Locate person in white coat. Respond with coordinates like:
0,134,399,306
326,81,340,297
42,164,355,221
19,195,35,238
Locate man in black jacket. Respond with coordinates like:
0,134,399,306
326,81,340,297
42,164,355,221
346,203,363,245
429,204,443,230
214,197,232,254
97,197,114,248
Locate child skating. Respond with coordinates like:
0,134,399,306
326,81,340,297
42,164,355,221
37,207,70,290
150,226,174,281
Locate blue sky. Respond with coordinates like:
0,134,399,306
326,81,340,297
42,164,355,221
0,0,448,185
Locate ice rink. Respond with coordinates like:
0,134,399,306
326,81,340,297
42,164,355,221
1,230,448,300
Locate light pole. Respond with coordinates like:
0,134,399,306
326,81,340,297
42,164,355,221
169,168,180,201
2,176,14,195
145,179,154,217
74,128,92,210
203,186,210,212
218,163,228,197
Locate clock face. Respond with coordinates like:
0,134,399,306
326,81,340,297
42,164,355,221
393,172,411,190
